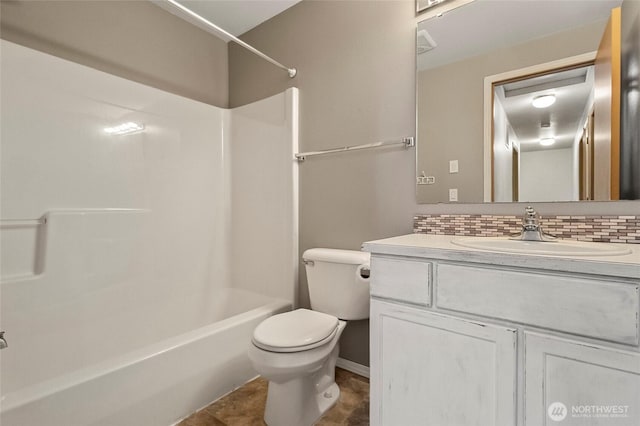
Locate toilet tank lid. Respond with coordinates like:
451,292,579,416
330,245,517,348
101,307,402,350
303,248,370,265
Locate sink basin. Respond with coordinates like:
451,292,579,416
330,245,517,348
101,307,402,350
451,237,633,257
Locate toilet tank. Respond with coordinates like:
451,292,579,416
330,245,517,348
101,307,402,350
303,248,370,320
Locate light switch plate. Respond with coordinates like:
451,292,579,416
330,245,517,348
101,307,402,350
449,160,459,174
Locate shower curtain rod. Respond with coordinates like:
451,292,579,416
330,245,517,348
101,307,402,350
163,0,297,78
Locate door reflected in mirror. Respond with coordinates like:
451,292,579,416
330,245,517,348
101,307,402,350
415,0,638,204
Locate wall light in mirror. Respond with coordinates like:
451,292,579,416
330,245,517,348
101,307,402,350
540,137,555,146
532,94,556,108
104,122,144,135
417,0,457,14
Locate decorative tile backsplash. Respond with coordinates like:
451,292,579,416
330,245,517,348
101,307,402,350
414,214,640,244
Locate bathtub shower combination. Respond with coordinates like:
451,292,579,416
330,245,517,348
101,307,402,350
0,40,299,425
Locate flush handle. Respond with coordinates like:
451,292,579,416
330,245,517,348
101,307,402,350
359,265,370,279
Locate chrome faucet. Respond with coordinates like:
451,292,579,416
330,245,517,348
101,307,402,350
511,206,557,242
0,331,7,350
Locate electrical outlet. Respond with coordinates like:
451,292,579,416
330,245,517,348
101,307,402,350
417,175,436,185
449,188,458,202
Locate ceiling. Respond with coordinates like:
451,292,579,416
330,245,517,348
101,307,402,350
155,0,303,39
417,0,622,71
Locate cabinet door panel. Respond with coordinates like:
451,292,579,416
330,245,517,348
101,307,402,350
370,300,517,426
525,331,640,426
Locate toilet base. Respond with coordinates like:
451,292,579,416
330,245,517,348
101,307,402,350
264,379,340,426
264,348,340,426
263,341,341,426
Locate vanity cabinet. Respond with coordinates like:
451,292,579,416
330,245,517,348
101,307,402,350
525,332,640,426
364,235,640,426
371,301,517,426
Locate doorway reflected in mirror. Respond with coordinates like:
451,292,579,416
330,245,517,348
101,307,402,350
490,62,596,203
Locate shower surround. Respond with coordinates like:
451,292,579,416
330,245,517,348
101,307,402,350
0,40,298,425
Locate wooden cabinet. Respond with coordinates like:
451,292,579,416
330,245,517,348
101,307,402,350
371,300,517,426
365,238,640,426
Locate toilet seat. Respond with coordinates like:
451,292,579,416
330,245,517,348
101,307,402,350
252,309,339,353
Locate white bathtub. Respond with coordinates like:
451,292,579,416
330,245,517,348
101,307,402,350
0,288,290,426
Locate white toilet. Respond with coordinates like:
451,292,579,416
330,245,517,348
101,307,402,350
248,248,371,426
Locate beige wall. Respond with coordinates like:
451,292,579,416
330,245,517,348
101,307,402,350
230,0,418,366
0,0,229,107
417,20,605,204
231,0,640,367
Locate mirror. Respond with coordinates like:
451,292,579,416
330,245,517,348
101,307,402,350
416,0,638,203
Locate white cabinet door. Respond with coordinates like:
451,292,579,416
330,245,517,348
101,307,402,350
525,331,640,426
370,300,517,426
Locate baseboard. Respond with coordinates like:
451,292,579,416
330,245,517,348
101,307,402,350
336,357,370,378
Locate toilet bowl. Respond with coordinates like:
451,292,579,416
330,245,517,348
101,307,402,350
248,248,370,426
248,311,346,426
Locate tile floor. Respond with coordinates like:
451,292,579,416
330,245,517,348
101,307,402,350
178,368,369,426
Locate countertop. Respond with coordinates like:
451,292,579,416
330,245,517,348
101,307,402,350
362,234,640,279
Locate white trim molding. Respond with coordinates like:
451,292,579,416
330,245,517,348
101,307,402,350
336,357,370,379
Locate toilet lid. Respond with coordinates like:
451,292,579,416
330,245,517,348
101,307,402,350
252,309,339,353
